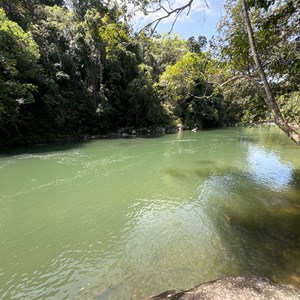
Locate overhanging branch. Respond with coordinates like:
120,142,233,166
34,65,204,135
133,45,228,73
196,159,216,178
139,0,209,35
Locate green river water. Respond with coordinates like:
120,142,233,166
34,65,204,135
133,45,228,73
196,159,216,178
0,126,300,299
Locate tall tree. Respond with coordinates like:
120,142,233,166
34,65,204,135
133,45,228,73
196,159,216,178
132,0,300,145
30,5,109,132
187,36,207,53
158,52,225,128
0,7,40,141
240,0,300,145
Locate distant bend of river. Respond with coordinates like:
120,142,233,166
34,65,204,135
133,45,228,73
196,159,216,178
0,126,300,299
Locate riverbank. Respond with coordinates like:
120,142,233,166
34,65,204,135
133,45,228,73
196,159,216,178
1,122,298,151
1,123,217,150
0,126,178,150
146,276,300,300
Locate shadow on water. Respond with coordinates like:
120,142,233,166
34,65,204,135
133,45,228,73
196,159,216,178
193,160,229,178
203,167,300,287
291,169,300,192
163,160,230,180
0,133,171,157
0,140,92,157
164,168,189,179
161,152,300,286
139,134,166,139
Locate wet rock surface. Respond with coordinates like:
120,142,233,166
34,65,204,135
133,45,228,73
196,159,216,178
145,276,300,300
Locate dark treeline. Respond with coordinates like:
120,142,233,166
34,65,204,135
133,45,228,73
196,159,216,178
0,0,299,147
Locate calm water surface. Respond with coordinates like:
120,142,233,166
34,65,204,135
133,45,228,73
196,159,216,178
0,126,300,299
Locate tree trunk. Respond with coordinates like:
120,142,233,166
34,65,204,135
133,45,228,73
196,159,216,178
240,0,300,146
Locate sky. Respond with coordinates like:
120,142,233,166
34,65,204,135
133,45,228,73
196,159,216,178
131,0,225,40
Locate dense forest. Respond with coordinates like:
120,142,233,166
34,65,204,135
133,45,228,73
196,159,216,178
0,0,299,147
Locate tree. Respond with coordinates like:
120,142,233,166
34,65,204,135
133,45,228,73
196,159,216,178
144,34,189,78
158,52,225,128
0,0,64,30
0,7,40,141
1,0,38,29
29,5,82,132
210,0,300,143
69,0,112,20
240,0,300,145
126,66,168,127
133,0,300,145
187,36,207,53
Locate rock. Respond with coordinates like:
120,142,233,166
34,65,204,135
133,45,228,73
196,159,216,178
145,276,300,300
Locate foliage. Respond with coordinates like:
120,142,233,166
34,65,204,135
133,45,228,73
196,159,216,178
0,7,40,140
158,52,225,128
187,36,207,53
277,92,300,126
126,68,169,127
215,0,300,126
2,0,283,147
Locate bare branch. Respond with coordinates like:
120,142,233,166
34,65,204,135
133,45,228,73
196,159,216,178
139,0,210,35
168,10,182,34
215,73,264,95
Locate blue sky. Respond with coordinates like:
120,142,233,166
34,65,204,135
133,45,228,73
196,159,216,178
132,0,225,40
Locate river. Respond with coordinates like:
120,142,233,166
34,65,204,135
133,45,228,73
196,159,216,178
0,126,300,299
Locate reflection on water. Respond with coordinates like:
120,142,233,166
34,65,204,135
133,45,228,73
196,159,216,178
0,127,300,299
247,145,293,190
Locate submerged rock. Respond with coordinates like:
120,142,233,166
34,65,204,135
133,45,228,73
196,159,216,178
146,276,300,300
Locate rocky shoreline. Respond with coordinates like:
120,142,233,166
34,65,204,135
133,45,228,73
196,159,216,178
1,123,298,150
145,276,300,300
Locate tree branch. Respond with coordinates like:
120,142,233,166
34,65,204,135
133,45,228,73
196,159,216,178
139,0,210,35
